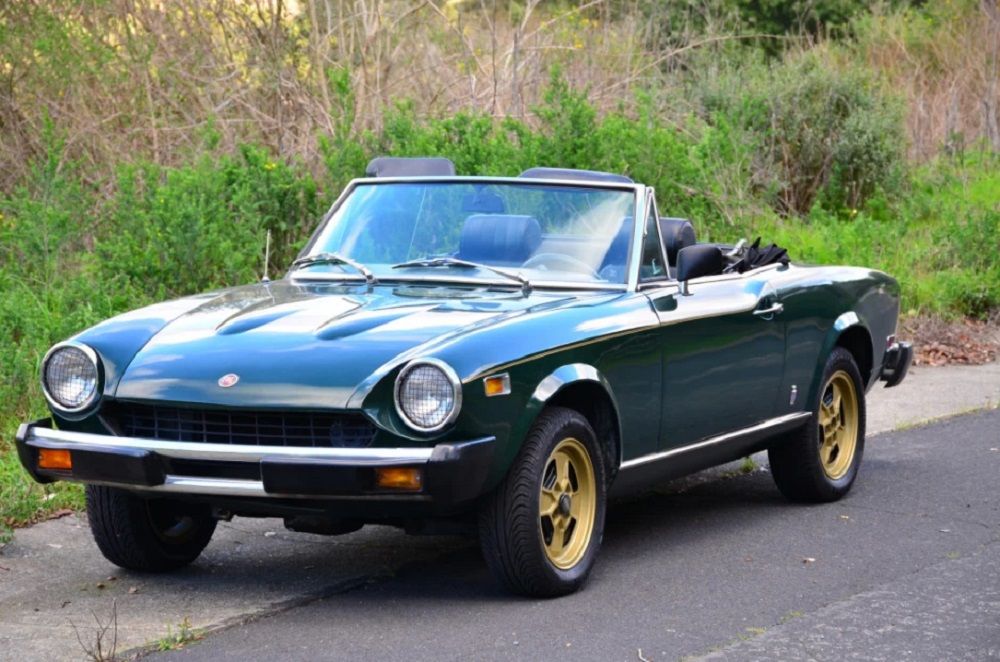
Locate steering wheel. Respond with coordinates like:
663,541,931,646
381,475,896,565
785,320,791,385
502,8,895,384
522,253,601,279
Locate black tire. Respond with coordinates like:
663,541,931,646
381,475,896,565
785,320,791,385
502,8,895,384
769,347,867,502
85,486,217,572
478,406,607,598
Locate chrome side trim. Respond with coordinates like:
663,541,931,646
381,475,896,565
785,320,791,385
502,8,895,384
834,310,860,331
619,412,811,470
24,425,435,464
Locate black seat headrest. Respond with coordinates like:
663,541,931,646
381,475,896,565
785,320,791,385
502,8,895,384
659,217,696,266
461,189,506,214
458,215,541,266
365,157,456,177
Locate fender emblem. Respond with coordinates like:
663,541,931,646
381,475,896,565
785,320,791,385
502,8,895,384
218,373,240,388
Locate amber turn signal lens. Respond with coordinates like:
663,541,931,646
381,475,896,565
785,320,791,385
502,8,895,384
375,467,422,491
483,373,511,397
38,448,72,471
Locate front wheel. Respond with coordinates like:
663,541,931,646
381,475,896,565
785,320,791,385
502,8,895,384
478,407,607,597
86,486,217,572
769,347,866,502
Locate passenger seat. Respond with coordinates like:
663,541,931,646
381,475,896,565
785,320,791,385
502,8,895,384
659,218,696,277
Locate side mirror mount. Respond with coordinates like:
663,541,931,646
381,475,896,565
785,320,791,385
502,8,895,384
676,245,723,295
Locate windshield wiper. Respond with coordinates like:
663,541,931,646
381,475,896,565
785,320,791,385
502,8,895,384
290,252,376,285
392,257,531,294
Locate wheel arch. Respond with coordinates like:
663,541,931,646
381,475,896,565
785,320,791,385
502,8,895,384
525,364,623,480
809,311,874,406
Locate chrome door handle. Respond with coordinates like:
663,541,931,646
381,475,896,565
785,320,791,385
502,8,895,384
753,302,784,317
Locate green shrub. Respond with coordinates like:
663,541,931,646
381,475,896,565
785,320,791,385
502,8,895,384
96,146,321,299
695,48,907,216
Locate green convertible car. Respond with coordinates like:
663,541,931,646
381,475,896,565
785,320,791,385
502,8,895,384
17,157,912,597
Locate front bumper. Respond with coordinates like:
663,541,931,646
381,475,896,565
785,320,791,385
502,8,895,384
15,419,495,507
880,341,913,388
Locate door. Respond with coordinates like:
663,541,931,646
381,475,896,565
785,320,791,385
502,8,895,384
645,269,787,449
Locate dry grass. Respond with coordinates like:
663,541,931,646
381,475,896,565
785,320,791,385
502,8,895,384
1,1,997,191
860,1,1000,160
0,0,655,190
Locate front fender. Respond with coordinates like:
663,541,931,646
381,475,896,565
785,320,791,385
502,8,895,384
515,363,622,462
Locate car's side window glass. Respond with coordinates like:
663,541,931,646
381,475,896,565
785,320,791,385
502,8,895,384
639,203,667,281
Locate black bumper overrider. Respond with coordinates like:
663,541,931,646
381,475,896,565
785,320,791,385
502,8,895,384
880,341,913,388
15,419,495,507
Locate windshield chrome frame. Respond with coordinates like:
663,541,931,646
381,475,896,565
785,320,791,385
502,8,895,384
293,176,646,292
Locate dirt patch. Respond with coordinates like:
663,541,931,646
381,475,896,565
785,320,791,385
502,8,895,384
900,314,999,366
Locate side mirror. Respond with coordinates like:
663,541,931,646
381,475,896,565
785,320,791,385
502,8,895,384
676,245,723,295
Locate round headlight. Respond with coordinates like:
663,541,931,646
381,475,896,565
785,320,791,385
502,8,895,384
41,343,100,413
394,359,462,433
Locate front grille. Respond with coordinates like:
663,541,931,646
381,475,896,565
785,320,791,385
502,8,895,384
103,402,377,448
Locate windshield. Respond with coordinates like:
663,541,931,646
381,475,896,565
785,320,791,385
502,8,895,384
298,181,637,286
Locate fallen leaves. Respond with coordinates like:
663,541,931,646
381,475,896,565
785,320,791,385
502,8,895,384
903,316,999,366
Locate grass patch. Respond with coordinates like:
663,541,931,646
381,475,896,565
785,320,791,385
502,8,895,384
0,443,84,535
155,617,201,652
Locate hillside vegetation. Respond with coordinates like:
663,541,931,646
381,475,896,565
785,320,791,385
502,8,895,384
1,0,998,532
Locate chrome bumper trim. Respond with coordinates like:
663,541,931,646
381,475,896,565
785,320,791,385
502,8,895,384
23,424,435,465
158,475,271,497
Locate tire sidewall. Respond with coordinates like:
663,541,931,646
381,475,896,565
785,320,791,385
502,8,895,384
810,348,867,494
524,410,608,589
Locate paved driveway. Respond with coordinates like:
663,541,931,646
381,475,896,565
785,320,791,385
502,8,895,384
154,410,1000,661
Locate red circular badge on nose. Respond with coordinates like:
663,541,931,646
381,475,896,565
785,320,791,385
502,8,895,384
218,373,239,388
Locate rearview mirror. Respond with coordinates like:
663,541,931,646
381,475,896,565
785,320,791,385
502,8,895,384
676,245,723,295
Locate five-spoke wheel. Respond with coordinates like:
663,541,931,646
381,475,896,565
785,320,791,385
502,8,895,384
769,347,867,502
479,407,607,597
539,437,597,570
818,370,859,480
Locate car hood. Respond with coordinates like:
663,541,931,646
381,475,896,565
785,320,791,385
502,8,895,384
107,280,599,409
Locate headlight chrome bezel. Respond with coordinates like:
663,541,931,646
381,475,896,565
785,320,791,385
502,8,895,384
40,341,102,415
393,358,462,434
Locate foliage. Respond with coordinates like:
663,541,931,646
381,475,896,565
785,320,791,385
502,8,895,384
696,47,907,215
99,146,321,298
0,1,997,530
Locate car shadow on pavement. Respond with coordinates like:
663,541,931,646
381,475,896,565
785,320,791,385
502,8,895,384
223,468,792,606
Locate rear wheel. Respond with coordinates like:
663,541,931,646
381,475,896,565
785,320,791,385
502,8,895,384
769,347,866,502
479,407,607,597
86,486,217,572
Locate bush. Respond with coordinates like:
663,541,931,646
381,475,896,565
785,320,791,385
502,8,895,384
696,48,907,216
96,146,321,299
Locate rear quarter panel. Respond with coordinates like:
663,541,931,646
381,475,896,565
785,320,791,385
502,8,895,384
772,264,900,415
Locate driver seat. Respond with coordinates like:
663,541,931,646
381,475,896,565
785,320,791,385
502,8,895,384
458,214,541,267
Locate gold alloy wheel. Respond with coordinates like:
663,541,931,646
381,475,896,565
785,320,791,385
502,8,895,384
538,437,597,570
818,370,859,479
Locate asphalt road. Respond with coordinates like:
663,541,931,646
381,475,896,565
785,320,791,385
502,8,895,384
149,409,1000,662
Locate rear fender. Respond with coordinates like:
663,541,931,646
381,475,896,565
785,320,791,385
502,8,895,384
807,311,873,407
